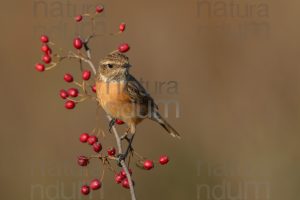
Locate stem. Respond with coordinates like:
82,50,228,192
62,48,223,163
84,43,137,200
108,115,136,200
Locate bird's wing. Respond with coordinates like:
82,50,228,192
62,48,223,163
126,75,158,109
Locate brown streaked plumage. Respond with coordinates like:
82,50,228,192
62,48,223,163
96,52,180,139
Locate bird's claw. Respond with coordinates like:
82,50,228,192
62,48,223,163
120,134,129,141
117,153,126,167
108,118,116,133
116,145,134,167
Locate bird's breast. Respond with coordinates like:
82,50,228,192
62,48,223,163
96,80,147,126
96,81,129,104
96,81,132,117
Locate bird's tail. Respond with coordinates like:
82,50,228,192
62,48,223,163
152,112,181,139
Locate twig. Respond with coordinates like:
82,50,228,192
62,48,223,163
67,51,96,74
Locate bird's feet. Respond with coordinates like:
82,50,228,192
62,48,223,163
120,133,134,152
117,134,135,166
116,148,133,166
116,153,127,166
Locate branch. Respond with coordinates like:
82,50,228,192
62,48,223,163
68,51,96,74
107,115,137,200
83,42,137,200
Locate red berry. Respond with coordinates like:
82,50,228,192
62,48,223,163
115,119,125,125
46,48,52,55
35,63,45,72
65,100,76,109
159,155,169,165
122,179,130,189
59,89,69,99
64,74,74,83
81,185,90,195
143,160,154,170
82,70,91,80
119,23,126,32
42,54,51,64
90,179,101,190
122,179,134,189
115,174,124,184
118,43,130,53
87,136,98,145
40,35,49,43
93,143,102,153
78,156,89,166
120,169,132,178
107,147,116,156
41,44,50,53
73,37,83,49
75,15,83,22
96,6,104,13
92,85,97,93
80,133,89,143
120,171,126,178
67,88,79,97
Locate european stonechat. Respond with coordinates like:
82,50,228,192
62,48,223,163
95,52,181,141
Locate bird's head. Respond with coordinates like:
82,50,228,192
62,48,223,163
98,52,131,81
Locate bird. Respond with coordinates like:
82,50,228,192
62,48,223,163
95,52,180,157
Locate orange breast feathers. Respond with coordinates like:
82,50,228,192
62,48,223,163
96,81,137,122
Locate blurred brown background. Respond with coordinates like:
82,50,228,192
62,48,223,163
0,0,299,199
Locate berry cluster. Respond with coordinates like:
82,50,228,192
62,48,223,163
115,169,134,189
35,35,52,72
77,133,104,195
81,179,102,195
77,132,170,194
139,156,169,170
35,5,129,74
59,71,95,110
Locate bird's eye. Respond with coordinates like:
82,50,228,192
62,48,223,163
107,64,113,68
